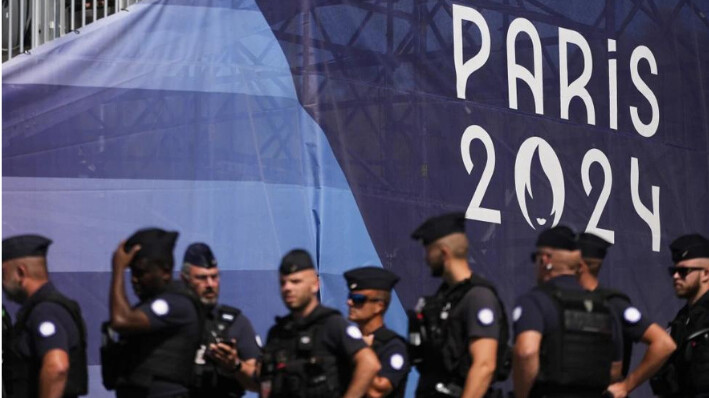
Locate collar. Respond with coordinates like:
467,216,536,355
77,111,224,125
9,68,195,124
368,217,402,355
547,274,581,289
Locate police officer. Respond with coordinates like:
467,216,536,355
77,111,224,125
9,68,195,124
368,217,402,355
260,249,381,398
576,233,675,398
650,233,709,397
2,234,88,398
512,226,623,398
103,228,202,398
409,213,510,398
180,242,261,397
344,266,410,398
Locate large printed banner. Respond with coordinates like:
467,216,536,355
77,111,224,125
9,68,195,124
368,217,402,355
3,1,709,396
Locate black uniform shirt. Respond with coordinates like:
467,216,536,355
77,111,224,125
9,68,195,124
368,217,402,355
513,275,623,360
604,291,651,343
372,327,410,393
15,282,79,361
135,287,201,396
416,281,503,394
668,290,709,394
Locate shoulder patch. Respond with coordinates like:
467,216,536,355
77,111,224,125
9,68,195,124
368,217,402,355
390,353,404,370
346,325,363,339
477,308,495,326
38,321,56,337
151,299,170,316
623,307,642,324
512,306,522,322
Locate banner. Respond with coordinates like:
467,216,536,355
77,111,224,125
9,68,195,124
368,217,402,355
4,1,709,396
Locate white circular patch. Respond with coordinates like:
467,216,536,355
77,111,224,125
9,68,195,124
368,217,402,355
150,299,170,316
624,307,642,324
513,306,522,322
390,353,404,370
38,321,56,337
300,336,311,344
346,325,363,339
255,334,263,348
477,308,494,326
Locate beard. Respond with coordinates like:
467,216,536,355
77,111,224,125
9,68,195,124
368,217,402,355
3,285,28,303
429,253,445,277
674,279,699,299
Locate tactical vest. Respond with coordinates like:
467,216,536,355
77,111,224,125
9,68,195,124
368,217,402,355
409,275,511,387
372,327,407,398
190,304,245,398
7,289,88,398
260,306,343,398
101,282,204,391
651,296,709,397
533,283,615,395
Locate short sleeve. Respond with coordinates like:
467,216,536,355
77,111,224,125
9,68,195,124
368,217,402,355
513,293,545,336
608,296,651,342
376,337,410,389
463,287,502,340
27,302,77,359
136,292,197,332
321,315,368,358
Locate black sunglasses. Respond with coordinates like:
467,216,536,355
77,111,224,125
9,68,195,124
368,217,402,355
668,266,705,279
348,293,383,306
530,251,552,263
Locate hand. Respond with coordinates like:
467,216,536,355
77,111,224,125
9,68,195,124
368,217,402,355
209,340,241,373
112,241,140,273
362,334,374,346
606,381,630,398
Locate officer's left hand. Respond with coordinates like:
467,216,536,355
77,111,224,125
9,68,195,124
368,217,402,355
209,340,240,372
606,381,630,398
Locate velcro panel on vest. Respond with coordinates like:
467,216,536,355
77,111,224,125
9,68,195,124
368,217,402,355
541,286,614,389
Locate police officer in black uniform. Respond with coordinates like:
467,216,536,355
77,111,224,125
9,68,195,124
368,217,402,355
651,233,709,397
576,232,675,397
344,266,410,398
2,234,88,398
260,249,381,398
409,213,510,398
102,228,202,398
512,226,623,398
180,242,261,397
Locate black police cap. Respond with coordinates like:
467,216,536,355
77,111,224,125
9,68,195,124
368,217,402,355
536,225,578,251
411,212,466,246
183,242,217,268
669,234,709,263
279,249,315,275
124,228,179,266
2,234,52,262
578,232,612,259
344,266,400,292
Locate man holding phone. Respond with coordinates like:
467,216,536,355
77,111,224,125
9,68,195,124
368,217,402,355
181,243,261,398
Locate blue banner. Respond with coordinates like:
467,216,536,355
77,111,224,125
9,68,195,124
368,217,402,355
4,1,709,396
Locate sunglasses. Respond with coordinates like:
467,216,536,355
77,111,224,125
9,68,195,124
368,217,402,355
348,293,384,306
668,266,705,279
530,251,552,263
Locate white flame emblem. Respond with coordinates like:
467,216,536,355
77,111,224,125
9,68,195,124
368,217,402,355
514,137,565,229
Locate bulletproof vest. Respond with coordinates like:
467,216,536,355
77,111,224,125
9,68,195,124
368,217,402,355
101,282,204,390
260,306,342,398
372,327,407,398
651,296,709,396
190,304,244,398
594,288,632,377
7,289,88,398
409,275,511,387
534,283,615,394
